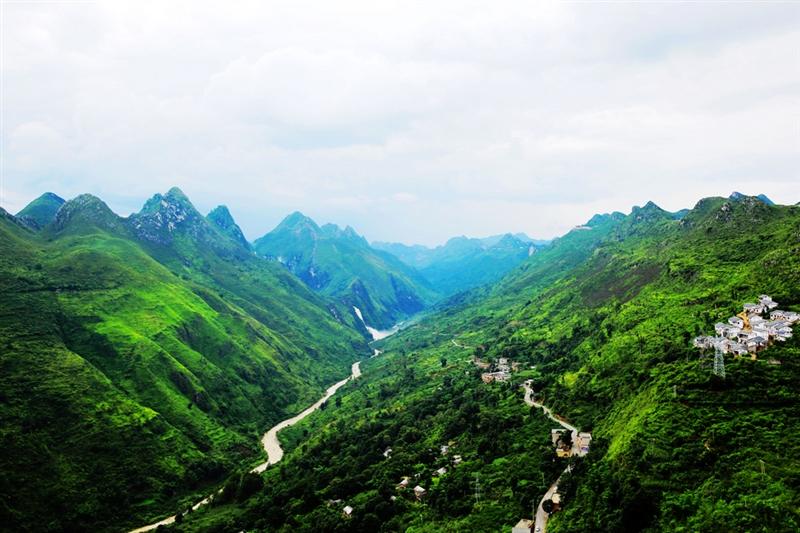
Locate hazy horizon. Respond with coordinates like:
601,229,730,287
2,2,798,246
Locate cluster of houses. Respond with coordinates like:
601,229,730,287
550,429,592,458
475,357,520,383
693,295,796,359
393,442,462,505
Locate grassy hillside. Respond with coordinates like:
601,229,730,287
162,195,800,533
0,191,370,533
15,191,65,229
253,212,439,330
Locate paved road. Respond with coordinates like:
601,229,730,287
524,384,586,532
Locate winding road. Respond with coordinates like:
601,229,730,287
128,361,362,533
523,383,587,532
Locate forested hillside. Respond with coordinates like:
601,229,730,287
165,195,800,533
253,212,438,331
0,190,370,533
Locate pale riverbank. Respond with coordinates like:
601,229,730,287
128,361,362,533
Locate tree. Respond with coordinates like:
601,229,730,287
542,498,554,514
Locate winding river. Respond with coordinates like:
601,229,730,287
128,361,362,533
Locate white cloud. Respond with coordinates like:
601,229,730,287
1,1,798,245
393,193,418,202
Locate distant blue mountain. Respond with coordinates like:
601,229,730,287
729,191,774,205
372,233,546,296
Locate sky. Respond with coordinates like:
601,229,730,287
1,1,799,246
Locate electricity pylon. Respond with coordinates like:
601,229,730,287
713,344,726,379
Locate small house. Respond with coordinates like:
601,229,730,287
342,506,353,519
728,316,745,328
511,519,534,533
731,344,749,357
383,446,392,458
556,445,572,458
747,336,767,353
744,303,766,314
441,445,450,455
482,372,510,383
451,454,463,465
396,478,409,490
327,499,342,507
414,486,426,501
738,330,757,343
768,360,782,365
435,467,447,476
770,310,787,321
693,336,714,349
578,432,592,453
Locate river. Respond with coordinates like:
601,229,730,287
353,306,402,340
128,361,362,533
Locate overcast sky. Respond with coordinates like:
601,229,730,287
2,2,798,246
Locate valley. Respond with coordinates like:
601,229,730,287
2,191,800,533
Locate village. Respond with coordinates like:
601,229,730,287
692,294,797,360
473,356,520,382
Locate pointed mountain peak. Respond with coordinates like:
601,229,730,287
279,211,321,232
207,205,236,230
208,205,250,250
128,188,208,245
16,192,66,228
631,200,666,214
48,194,121,234
729,191,774,205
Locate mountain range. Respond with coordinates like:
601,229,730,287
372,234,546,296
252,212,438,332
3,188,797,532
0,188,369,532
150,192,800,533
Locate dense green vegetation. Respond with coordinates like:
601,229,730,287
0,190,370,533
372,234,542,297
253,212,439,330
163,195,800,533
154,343,569,533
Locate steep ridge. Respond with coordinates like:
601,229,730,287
0,190,370,532
253,212,438,330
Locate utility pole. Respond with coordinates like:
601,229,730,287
541,472,546,488
474,474,481,505
759,460,766,481
673,385,677,398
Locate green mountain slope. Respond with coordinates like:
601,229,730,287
0,190,370,532
15,191,65,229
170,194,800,533
372,233,542,296
253,212,438,330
